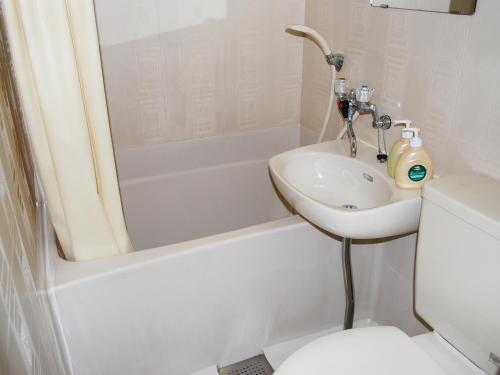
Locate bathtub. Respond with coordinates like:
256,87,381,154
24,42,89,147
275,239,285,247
45,125,421,375
115,126,299,249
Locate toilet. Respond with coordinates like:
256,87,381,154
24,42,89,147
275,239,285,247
276,173,500,375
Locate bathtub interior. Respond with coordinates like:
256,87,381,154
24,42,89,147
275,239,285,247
115,125,300,249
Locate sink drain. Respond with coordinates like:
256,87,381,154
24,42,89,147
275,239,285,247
342,204,358,210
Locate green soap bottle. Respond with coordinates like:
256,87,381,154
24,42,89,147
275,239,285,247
387,120,413,178
395,128,434,189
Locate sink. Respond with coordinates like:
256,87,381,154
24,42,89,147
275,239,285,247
270,140,422,239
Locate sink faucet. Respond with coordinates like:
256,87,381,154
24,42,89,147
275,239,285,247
337,84,391,158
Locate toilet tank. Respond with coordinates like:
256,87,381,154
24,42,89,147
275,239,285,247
415,173,500,375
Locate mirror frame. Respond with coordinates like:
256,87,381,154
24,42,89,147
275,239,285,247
370,0,477,15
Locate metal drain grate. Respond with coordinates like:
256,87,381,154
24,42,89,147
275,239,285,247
218,354,273,375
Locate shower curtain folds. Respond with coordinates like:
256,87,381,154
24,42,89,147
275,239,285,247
3,0,132,260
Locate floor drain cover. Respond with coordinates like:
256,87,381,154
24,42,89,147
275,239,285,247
218,354,274,375
342,204,358,210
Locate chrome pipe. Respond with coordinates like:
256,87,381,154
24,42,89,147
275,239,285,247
342,237,355,329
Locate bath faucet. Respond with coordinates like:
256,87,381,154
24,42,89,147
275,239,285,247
338,84,391,158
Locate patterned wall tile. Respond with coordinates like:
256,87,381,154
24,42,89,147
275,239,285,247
97,0,305,148
188,92,217,135
237,37,261,86
237,87,259,129
139,97,167,142
303,0,500,180
135,37,163,95
380,54,407,115
280,84,302,126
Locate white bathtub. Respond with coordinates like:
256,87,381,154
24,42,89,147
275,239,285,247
116,126,299,249
48,215,383,375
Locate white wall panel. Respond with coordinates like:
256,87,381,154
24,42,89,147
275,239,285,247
95,0,306,148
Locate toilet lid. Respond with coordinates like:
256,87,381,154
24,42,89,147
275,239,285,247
275,326,449,375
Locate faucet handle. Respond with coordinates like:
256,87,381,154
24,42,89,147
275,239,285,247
335,78,348,96
355,85,374,103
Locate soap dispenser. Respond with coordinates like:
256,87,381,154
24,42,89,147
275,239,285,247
387,120,413,177
395,128,434,189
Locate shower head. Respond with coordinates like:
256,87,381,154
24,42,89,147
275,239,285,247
286,25,332,55
286,25,344,72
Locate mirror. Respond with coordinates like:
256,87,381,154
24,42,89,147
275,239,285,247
370,0,476,15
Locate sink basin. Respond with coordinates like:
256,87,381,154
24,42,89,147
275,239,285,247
270,140,422,239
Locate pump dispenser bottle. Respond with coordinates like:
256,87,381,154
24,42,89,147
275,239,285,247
395,128,434,188
387,120,413,177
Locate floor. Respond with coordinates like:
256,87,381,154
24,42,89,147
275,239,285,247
189,319,377,375
194,321,488,375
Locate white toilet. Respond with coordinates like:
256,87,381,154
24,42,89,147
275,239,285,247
276,173,500,375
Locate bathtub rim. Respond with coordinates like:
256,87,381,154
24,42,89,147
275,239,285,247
45,212,306,291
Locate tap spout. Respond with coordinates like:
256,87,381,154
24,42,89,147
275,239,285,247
369,104,381,128
346,117,357,158
338,85,391,159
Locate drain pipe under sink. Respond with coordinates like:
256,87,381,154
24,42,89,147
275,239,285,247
342,237,355,329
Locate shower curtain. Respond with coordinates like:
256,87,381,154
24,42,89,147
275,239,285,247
3,0,132,260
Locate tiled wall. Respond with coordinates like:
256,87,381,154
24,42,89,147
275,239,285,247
0,11,67,375
302,0,500,180
96,0,305,149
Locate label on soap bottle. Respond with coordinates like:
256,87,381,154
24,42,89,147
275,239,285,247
408,165,427,182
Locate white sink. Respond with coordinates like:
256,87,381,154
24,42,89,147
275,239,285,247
270,140,422,239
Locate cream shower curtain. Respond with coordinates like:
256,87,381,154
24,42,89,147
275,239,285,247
3,0,132,260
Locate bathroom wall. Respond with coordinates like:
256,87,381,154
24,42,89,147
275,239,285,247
95,0,305,149
0,12,67,375
302,0,500,180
